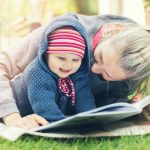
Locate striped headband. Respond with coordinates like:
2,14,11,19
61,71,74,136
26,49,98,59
46,27,85,58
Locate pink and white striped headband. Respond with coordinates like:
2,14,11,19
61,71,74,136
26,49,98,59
46,27,85,59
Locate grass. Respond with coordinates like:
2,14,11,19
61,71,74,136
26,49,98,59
1,135,150,150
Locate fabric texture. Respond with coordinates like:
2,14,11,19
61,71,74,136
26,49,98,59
58,77,75,106
0,13,137,118
92,26,104,52
11,16,96,122
47,27,85,58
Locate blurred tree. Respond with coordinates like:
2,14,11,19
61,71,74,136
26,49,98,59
28,0,47,31
0,0,99,48
0,0,29,36
43,0,77,21
144,0,150,24
10,0,47,35
74,0,99,15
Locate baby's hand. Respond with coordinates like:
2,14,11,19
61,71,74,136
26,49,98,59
3,113,49,130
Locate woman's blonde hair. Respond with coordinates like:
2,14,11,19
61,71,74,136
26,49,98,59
111,26,150,94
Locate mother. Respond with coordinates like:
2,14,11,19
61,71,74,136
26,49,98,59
1,13,150,129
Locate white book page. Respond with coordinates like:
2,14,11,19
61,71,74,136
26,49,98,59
78,102,137,115
33,104,138,132
33,95,150,132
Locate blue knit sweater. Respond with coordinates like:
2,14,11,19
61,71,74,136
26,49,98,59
11,14,96,122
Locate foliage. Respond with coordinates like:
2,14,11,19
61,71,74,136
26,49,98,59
144,0,150,3
45,0,77,16
0,0,98,48
144,0,150,8
0,0,99,35
74,0,99,15
0,0,29,33
1,135,150,150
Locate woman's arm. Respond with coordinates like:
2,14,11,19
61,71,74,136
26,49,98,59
0,25,44,120
3,113,48,129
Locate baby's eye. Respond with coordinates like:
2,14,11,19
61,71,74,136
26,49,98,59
57,57,66,60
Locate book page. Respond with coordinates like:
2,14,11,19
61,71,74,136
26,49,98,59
33,109,139,132
33,95,150,132
78,102,137,115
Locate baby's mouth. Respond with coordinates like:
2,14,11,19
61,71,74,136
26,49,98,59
60,68,71,73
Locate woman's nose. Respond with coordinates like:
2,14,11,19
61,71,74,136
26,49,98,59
91,63,103,74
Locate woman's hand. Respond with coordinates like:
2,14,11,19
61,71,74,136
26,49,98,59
132,93,142,102
3,113,49,130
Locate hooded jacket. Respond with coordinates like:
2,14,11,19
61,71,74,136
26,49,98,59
11,14,96,121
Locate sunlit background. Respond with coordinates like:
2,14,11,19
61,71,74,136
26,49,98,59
0,0,150,49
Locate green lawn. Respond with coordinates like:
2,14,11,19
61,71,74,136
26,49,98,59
0,135,150,150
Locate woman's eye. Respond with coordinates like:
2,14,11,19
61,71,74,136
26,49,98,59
100,52,103,64
73,59,80,62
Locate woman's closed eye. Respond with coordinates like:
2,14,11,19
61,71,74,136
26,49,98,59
72,59,80,62
99,50,104,65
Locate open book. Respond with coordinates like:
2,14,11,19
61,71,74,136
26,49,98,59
33,95,150,132
1,95,150,141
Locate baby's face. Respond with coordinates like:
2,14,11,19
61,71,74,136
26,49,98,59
47,53,82,78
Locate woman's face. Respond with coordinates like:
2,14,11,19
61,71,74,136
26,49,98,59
92,40,132,81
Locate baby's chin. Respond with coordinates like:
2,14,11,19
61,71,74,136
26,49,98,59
57,73,71,78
